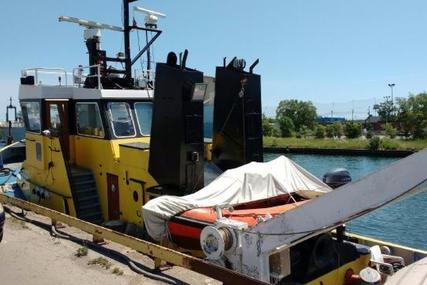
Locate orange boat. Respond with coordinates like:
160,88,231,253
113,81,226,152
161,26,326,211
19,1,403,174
167,193,309,250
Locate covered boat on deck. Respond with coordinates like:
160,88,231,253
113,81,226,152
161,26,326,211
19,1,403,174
143,155,331,249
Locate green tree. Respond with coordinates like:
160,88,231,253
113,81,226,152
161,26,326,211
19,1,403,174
314,125,326,138
262,114,274,136
374,98,397,123
325,123,343,138
298,125,310,138
368,136,381,151
397,93,427,139
325,124,334,138
276,99,317,131
332,123,343,138
385,124,397,139
271,127,280,137
344,122,362,139
278,116,294,137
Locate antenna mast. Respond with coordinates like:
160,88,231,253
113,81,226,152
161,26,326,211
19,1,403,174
58,0,165,89
123,0,136,80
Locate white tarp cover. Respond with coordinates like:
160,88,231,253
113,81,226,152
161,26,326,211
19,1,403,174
143,155,332,241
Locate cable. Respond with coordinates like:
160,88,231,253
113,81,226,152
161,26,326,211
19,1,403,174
3,206,182,285
136,27,145,73
219,100,238,135
239,224,334,236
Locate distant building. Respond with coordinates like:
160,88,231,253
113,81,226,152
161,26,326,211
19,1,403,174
316,116,346,124
364,115,382,131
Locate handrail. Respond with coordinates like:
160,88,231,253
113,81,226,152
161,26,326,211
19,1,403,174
72,64,102,89
134,68,155,88
21,65,103,89
22,68,69,86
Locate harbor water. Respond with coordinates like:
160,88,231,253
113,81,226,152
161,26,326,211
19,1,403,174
265,153,427,251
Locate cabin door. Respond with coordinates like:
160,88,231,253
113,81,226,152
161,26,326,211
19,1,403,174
45,101,70,161
107,174,120,220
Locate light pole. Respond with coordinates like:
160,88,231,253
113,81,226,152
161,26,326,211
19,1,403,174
388,83,395,104
388,83,395,124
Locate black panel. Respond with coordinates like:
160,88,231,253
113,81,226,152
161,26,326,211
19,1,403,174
149,63,204,194
212,67,263,171
20,76,35,85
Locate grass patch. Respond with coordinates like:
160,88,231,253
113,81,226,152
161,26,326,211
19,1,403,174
264,137,368,149
88,257,112,270
263,137,427,151
112,267,124,276
75,246,88,257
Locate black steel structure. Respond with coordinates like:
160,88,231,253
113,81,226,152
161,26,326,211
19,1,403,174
212,58,263,171
83,0,162,89
149,56,205,194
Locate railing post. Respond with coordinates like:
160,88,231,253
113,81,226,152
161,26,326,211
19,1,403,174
64,71,68,86
97,65,102,90
35,69,38,85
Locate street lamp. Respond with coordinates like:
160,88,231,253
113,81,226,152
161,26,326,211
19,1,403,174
388,83,395,103
387,83,396,125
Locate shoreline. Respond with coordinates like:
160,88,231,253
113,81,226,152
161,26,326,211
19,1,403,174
264,147,415,157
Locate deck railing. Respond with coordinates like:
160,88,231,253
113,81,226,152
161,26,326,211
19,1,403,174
21,65,103,89
22,68,69,86
72,64,102,89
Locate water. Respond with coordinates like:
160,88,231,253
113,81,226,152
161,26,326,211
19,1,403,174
265,153,427,251
0,127,25,142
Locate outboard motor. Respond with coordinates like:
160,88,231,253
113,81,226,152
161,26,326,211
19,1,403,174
323,168,352,242
149,51,205,195
323,168,352,189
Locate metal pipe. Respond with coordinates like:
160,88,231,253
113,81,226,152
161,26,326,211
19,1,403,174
226,57,237,69
249,59,259,74
97,65,102,89
146,30,151,79
131,31,162,66
123,0,132,79
181,49,188,69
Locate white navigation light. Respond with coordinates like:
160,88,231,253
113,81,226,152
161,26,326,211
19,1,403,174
133,6,166,26
58,16,123,32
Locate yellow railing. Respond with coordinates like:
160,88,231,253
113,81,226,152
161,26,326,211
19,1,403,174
0,193,267,285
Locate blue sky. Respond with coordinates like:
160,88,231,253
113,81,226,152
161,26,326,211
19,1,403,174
1,0,427,119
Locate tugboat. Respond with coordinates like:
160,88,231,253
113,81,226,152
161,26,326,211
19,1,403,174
18,2,164,226
17,0,263,228
11,1,427,284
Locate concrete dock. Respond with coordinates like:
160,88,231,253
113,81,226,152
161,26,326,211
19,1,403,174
0,208,219,285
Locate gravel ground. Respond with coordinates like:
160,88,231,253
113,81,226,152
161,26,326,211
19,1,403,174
0,208,220,285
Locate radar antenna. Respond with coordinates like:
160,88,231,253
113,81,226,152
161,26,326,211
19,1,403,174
132,6,166,84
134,6,166,28
58,16,122,32
57,0,164,89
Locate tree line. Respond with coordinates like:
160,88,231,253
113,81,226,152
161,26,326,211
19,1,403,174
263,92,427,139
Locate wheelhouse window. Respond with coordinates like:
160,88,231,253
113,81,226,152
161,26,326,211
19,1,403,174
108,102,135,138
49,104,61,129
134,102,153,136
21,101,41,133
76,103,105,138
